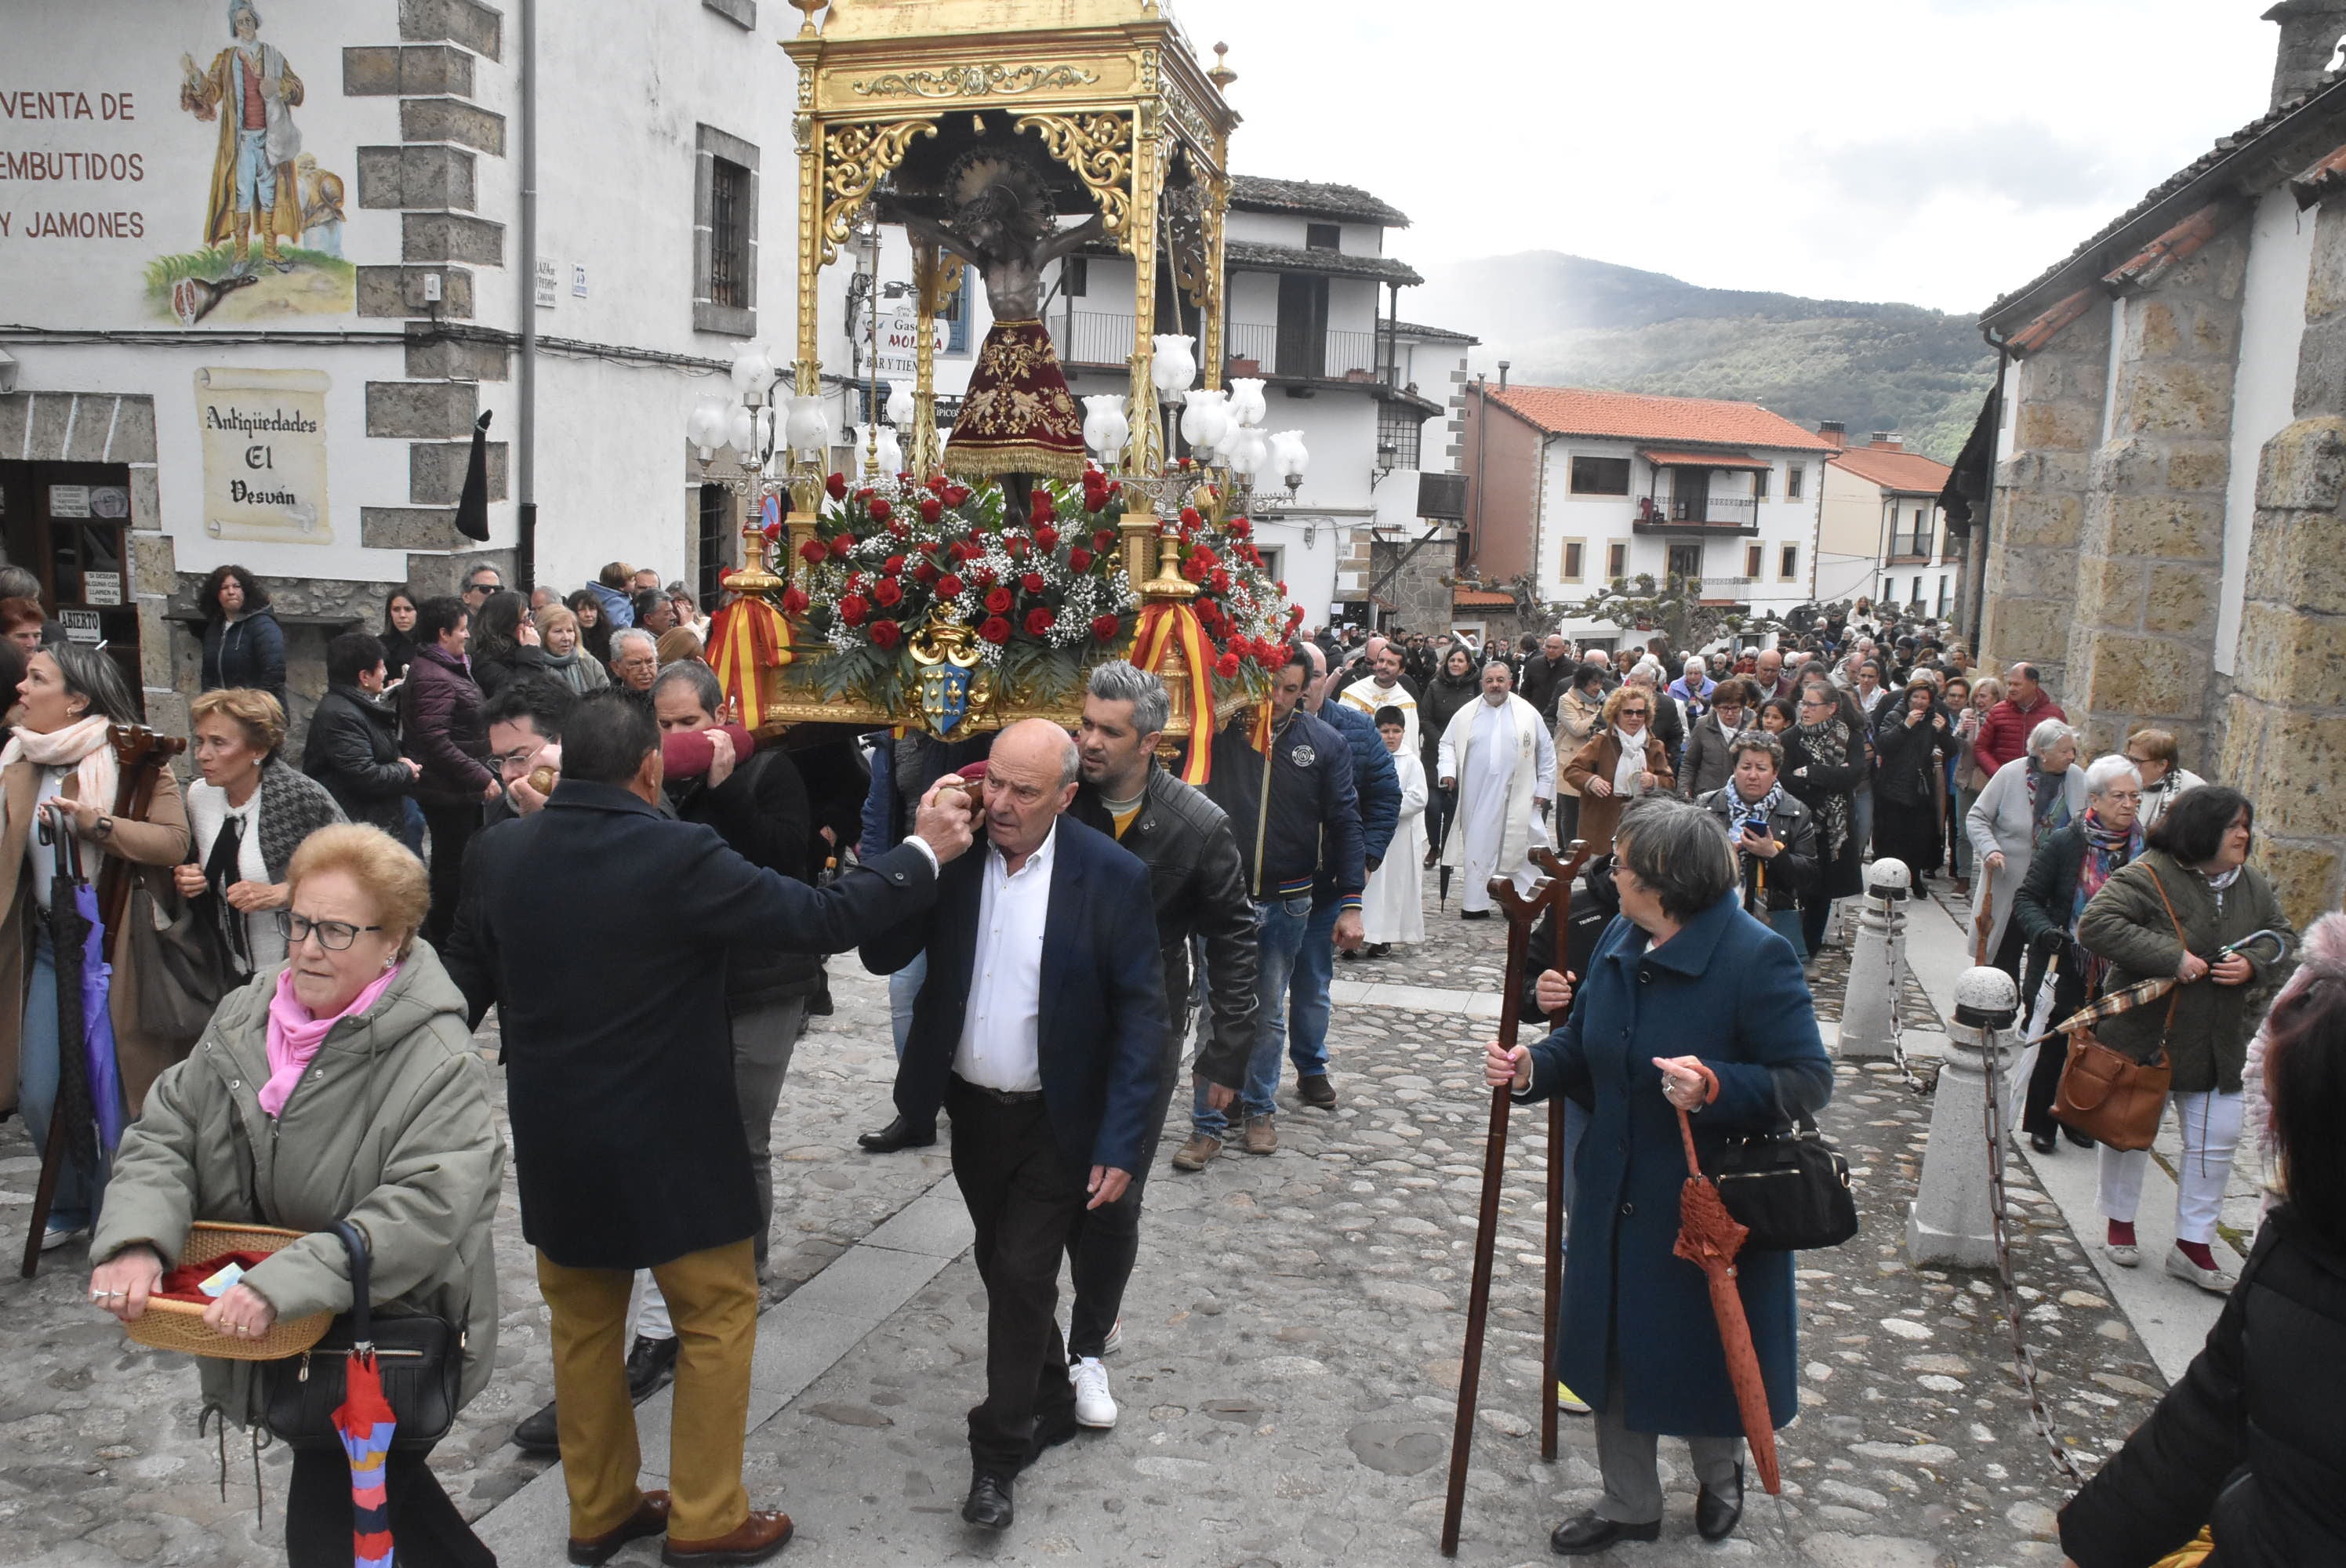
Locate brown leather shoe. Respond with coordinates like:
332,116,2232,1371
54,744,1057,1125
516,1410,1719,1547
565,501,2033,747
1242,1113,1277,1155
1170,1132,1222,1171
662,1509,795,1566
568,1490,670,1566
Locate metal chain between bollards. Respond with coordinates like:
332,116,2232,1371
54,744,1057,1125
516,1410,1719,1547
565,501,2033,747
1980,1022,2086,1486
1879,890,1933,1096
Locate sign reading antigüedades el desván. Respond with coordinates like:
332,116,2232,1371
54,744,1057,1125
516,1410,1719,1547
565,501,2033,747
195,366,331,543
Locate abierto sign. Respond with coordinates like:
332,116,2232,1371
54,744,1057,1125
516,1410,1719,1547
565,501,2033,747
195,365,330,543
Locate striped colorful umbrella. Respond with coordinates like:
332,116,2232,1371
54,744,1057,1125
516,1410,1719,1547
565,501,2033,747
336,1349,398,1568
2027,930,2290,1044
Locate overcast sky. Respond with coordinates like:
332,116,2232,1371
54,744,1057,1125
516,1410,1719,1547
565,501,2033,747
1168,0,2279,313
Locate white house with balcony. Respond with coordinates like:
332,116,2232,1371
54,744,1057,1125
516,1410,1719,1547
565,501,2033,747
1817,426,1959,617
1462,384,1836,640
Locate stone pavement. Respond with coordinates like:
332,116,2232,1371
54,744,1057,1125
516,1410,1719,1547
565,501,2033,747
0,869,2242,1567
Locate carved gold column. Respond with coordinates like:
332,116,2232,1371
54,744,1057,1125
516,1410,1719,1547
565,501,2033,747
792,89,824,398
1126,117,1164,475
1200,172,1228,392
911,239,950,479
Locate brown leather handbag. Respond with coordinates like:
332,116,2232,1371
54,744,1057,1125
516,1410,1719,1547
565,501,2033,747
2053,867,2183,1151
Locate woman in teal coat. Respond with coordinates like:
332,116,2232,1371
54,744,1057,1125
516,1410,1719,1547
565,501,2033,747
1487,794,1832,1555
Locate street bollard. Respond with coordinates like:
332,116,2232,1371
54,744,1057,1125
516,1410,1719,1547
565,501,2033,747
1907,966,2021,1269
1836,858,1909,1061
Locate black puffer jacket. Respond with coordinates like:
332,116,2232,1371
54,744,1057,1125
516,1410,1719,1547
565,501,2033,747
669,747,819,1007
2061,1203,2346,1567
300,683,413,833
1418,669,1480,783
399,644,493,807
200,608,286,712
1072,763,1260,1089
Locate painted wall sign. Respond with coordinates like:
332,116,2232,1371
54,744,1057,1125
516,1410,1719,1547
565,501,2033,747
195,365,330,542
60,609,101,644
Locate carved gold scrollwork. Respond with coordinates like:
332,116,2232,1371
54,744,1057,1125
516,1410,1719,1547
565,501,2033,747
1164,180,1211,312
1014,111,1135,241
819,120,939,264
852,63,1102,100
1160,85,1214,158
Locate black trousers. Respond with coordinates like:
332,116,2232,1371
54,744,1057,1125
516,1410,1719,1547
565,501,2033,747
947,1077,1084,1475
1065,1025,1182,1359
286,1442,495,1568
421,801,481,949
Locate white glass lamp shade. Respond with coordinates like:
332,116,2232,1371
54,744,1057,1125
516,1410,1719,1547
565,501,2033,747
1149,334,1198,395
729,347,773,407
884,382,914,426
784,395,830,458
874,424,905,475
726,407,757,459
1272,430,1310,481
1226,377,1268,428
1226,426,1270,483
1179,390,1231,457
688,397,728,453
1081,394,1131,462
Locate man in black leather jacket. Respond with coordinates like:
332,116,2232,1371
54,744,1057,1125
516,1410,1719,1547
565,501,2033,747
1063,660,1258,1430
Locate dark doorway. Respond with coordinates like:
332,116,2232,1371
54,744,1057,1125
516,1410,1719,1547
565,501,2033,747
696,484,733,610
1673,466,1710,522
1276,274,1329,379
0,460,143,713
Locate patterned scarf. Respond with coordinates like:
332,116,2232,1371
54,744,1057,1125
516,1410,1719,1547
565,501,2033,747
2027,760,2075,851
2070,807,2142,995
1795,716,1850,858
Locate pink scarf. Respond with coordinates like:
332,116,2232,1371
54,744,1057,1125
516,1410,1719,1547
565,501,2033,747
259,961,403,1119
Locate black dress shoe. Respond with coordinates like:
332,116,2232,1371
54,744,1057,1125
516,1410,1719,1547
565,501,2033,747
962,1470,1015,1530
514,1399,561,1455
626,1334,679,1399
858,1116,937,1153
1696,1464,1745,1542
1023,1406,1082,1467
2029,1131,2058,1154
2063,1125,2094,1149
1549,1512,1659,1555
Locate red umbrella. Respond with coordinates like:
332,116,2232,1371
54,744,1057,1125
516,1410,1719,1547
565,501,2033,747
1670,1077,1781,1495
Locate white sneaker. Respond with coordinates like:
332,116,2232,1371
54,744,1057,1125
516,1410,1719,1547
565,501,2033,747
1069,1356,1117,1428
1101,1316,1124,1356
39,1221,87,1253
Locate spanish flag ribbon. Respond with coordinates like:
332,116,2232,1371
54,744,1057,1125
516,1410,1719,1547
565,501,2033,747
707,593,792,729
1130,600,1218,786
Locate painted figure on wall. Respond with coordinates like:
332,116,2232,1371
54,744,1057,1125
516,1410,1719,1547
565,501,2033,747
178,0,305,276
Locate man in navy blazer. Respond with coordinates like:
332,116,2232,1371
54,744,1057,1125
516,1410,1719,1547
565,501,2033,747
861,718,1167,1532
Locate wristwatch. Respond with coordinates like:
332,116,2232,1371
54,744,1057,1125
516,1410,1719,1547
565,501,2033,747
93,815,116,841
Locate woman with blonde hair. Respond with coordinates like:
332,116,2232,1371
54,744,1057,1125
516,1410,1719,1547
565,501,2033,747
533,602,611,696
90,825,505,1567
172,689,344,979
1561,683,1675,856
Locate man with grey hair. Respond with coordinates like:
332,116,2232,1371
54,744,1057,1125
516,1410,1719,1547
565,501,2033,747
608,627,659,706
862,718,1168,1532
1064,662,1256,1427
461,560,503,611
1437,660,1556,920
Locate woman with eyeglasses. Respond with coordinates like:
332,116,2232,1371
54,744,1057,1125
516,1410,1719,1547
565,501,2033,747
1561,684,1675,857
1783,681,1867,976
90,825,504,1568
2123,727,2206,833
172,688,347,982
0,645,193,1252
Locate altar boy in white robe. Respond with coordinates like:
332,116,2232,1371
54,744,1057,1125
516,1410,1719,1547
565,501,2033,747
1360,705,1427,954
1436,661,1556,920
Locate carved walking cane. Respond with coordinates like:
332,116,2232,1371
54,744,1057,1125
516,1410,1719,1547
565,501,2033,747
1442,869,1552,1556
1528,840,1592,1462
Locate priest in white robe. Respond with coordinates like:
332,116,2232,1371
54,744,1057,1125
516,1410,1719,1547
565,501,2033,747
1360,703,1427,950
1436,661,1556,917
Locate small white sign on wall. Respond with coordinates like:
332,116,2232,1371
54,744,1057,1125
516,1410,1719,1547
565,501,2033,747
535,257,557,309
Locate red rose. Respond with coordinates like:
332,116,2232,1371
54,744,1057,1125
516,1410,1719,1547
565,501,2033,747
1229,517,1252,539
1091,614,1120,641
928,474,949,496
1021,572,1046,595
888,519,909,538
883,554,906,574
938,573,965,598
913,560,939,585
944,485,973,506
1181,556,1208,583
974,568,997,589
1030,490,1056,524
986,586,1014,615
1025,607,1055,637
1033,524,1059,550
1005,536,1028,559
1210,567,1232,593
873,578,903,608
946,542,970,564
838,594,869,627
1215,652,1241,679
1179,506,1202,529
979,615,1011,645
761,518,783,543
1287,603,1306,624
1069,547,1094,572
919,496,943,524
1276,580,1288,597
855,487,875,503
1093,528,1117,552
869,498,893,524
798,539,828,564
780,586,809,615
844,572,865,593
1107,481,1123,496
826,473,848,501
869,619,902,650
829,533,856,559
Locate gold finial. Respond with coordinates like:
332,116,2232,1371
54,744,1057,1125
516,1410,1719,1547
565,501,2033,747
787,0,826,38
1208,42,1237,92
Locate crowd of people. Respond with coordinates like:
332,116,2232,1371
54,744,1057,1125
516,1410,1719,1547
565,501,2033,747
1,564,2328,1566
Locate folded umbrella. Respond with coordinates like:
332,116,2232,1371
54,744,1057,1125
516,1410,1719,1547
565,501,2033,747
22,818,96,1278
73,872,124,1156
1671,1071,1781,1496
327,1219,399,1568
2025,930,2290,1045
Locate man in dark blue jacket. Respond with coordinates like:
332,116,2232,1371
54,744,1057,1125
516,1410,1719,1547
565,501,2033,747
1292,641,1398,1108
1178,647,1366,1167
859,719,1166,1532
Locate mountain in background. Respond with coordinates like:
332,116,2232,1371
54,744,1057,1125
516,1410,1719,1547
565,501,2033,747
1412,252,1996,462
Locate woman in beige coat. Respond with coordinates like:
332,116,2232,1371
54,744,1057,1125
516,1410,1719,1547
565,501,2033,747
2,645,189,1250
1562,684,1676,856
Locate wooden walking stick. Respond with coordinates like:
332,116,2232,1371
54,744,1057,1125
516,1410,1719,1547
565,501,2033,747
1441,869,1552,1557
1527,840,1592,1462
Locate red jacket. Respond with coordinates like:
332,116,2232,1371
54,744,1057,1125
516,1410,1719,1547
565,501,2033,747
1974,694,2067,779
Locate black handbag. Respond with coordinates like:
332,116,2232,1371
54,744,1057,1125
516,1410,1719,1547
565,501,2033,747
126,880,246,1049
1709,1116,1859,1251
261,1221,463,1453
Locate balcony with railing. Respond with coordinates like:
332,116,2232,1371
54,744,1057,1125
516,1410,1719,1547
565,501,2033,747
1629,495,1760,535
1047,312,1382,381
1887,532,1937,562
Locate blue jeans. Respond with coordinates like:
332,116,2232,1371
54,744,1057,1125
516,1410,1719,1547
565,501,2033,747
1287,898,1340,1081
888,949,927,1060
234,126,276,215
1192,896,1312,1136
18,928,110,1229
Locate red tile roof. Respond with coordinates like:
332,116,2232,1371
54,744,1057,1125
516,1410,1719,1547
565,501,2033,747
1452,588,1518,608
1489,385,1838,452
1828,445,1953,495
1639,447,1767,470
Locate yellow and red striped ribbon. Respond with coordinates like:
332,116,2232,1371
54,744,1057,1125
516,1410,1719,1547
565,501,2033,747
1129,601,1218,785
706,595,791,728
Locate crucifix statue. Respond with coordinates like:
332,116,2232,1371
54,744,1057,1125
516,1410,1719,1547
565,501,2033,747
884,153,1102,531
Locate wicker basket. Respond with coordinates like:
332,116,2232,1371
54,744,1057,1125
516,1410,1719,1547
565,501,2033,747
122,1221,335,1362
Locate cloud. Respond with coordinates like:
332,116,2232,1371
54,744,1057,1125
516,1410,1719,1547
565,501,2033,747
1804,122,2131,216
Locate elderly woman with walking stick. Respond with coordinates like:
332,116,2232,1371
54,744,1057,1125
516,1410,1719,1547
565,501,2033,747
1484,796,1831,1553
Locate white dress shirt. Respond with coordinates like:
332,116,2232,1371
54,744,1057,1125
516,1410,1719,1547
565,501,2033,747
952,821,1056,1092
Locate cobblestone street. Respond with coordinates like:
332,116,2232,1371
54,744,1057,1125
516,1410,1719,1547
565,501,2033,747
0,875,2231,1566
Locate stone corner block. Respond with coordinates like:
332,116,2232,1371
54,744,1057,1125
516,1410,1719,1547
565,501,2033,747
409,440,507,506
